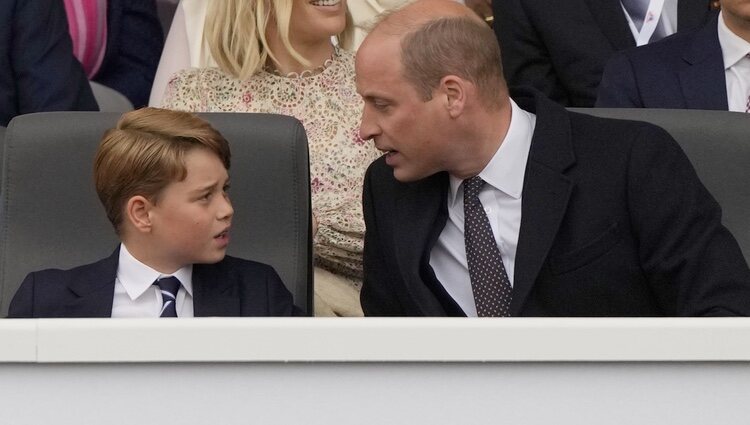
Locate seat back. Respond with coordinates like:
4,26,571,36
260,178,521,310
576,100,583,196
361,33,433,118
0,112,311,316
90,82,134,112
0,126,4,180
570,108,750,263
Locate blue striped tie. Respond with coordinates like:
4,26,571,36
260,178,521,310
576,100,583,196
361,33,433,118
154,277,181,317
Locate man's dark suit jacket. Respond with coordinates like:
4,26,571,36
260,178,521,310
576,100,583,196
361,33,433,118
7,248,298,318
596,14,727,109
0,0,97,127
361,89,750,317
493,0,713,107
94,0,164,108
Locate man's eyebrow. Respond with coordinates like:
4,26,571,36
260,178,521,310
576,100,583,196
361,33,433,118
362,93,390,102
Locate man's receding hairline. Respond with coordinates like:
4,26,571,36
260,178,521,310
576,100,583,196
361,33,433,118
371,13,487,48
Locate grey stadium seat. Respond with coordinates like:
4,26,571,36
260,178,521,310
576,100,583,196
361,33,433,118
90,81,134,112
0,126,4,199
570,108,750,264
0,112,312,316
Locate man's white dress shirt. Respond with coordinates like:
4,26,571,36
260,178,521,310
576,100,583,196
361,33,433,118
429,100,536,317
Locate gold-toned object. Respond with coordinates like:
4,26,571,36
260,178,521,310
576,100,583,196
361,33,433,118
485,15,494,28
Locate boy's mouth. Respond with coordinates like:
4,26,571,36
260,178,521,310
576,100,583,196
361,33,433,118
214,227,231,244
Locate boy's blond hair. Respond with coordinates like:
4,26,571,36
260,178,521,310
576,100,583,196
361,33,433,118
94,107,231,234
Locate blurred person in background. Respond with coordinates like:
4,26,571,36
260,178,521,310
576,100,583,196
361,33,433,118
1,0,97,127
149,0,491,106
597,0,749,111
62,0,164,107
493,0,715,107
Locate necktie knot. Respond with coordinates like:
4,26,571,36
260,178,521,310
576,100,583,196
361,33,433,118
463,176,485,203
154,276,181,317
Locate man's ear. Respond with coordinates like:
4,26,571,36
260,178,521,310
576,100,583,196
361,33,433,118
125,195,154,234
439,75,467,118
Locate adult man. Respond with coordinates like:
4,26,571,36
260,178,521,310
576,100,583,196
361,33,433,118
357,0,750,317
597,0,750,111
493,0,715,107
0,0,98,126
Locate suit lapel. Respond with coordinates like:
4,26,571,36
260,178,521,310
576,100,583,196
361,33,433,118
678,16,728,110
193,264,240,316
393,174,451,316
511,92,575,316
64,249,119,317
584,0,635,50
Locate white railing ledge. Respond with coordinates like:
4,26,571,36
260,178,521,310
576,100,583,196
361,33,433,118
1,317,749,363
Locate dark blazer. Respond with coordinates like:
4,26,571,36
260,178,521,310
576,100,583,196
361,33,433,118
93,0,164,108
0,0,97,127
361,89,750,317
493,0,713,107
7,248,298,318
596,14,727,109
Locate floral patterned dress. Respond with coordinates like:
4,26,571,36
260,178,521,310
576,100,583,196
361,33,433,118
162,49,381,290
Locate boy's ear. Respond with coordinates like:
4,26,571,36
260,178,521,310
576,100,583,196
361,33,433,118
125,195,154,234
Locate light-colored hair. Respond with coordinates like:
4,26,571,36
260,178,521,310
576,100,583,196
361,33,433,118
204,0,353,80
94,108,231,234
400,16,506,109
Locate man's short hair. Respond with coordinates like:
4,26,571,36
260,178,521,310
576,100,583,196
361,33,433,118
400,16,505,109
94,107,231,234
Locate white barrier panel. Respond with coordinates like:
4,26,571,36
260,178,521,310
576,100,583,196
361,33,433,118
1,318,750,424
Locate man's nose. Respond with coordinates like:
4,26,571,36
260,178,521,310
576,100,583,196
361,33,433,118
359,106,381,140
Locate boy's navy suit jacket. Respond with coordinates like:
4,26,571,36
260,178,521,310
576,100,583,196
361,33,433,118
7,247,299,317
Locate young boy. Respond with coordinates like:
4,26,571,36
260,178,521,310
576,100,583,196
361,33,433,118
7,108,298,317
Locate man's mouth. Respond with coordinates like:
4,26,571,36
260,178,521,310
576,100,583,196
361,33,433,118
374,141,395,155
384,150,399,166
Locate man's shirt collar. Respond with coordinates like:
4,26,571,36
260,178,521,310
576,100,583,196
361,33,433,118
448,99,535,205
